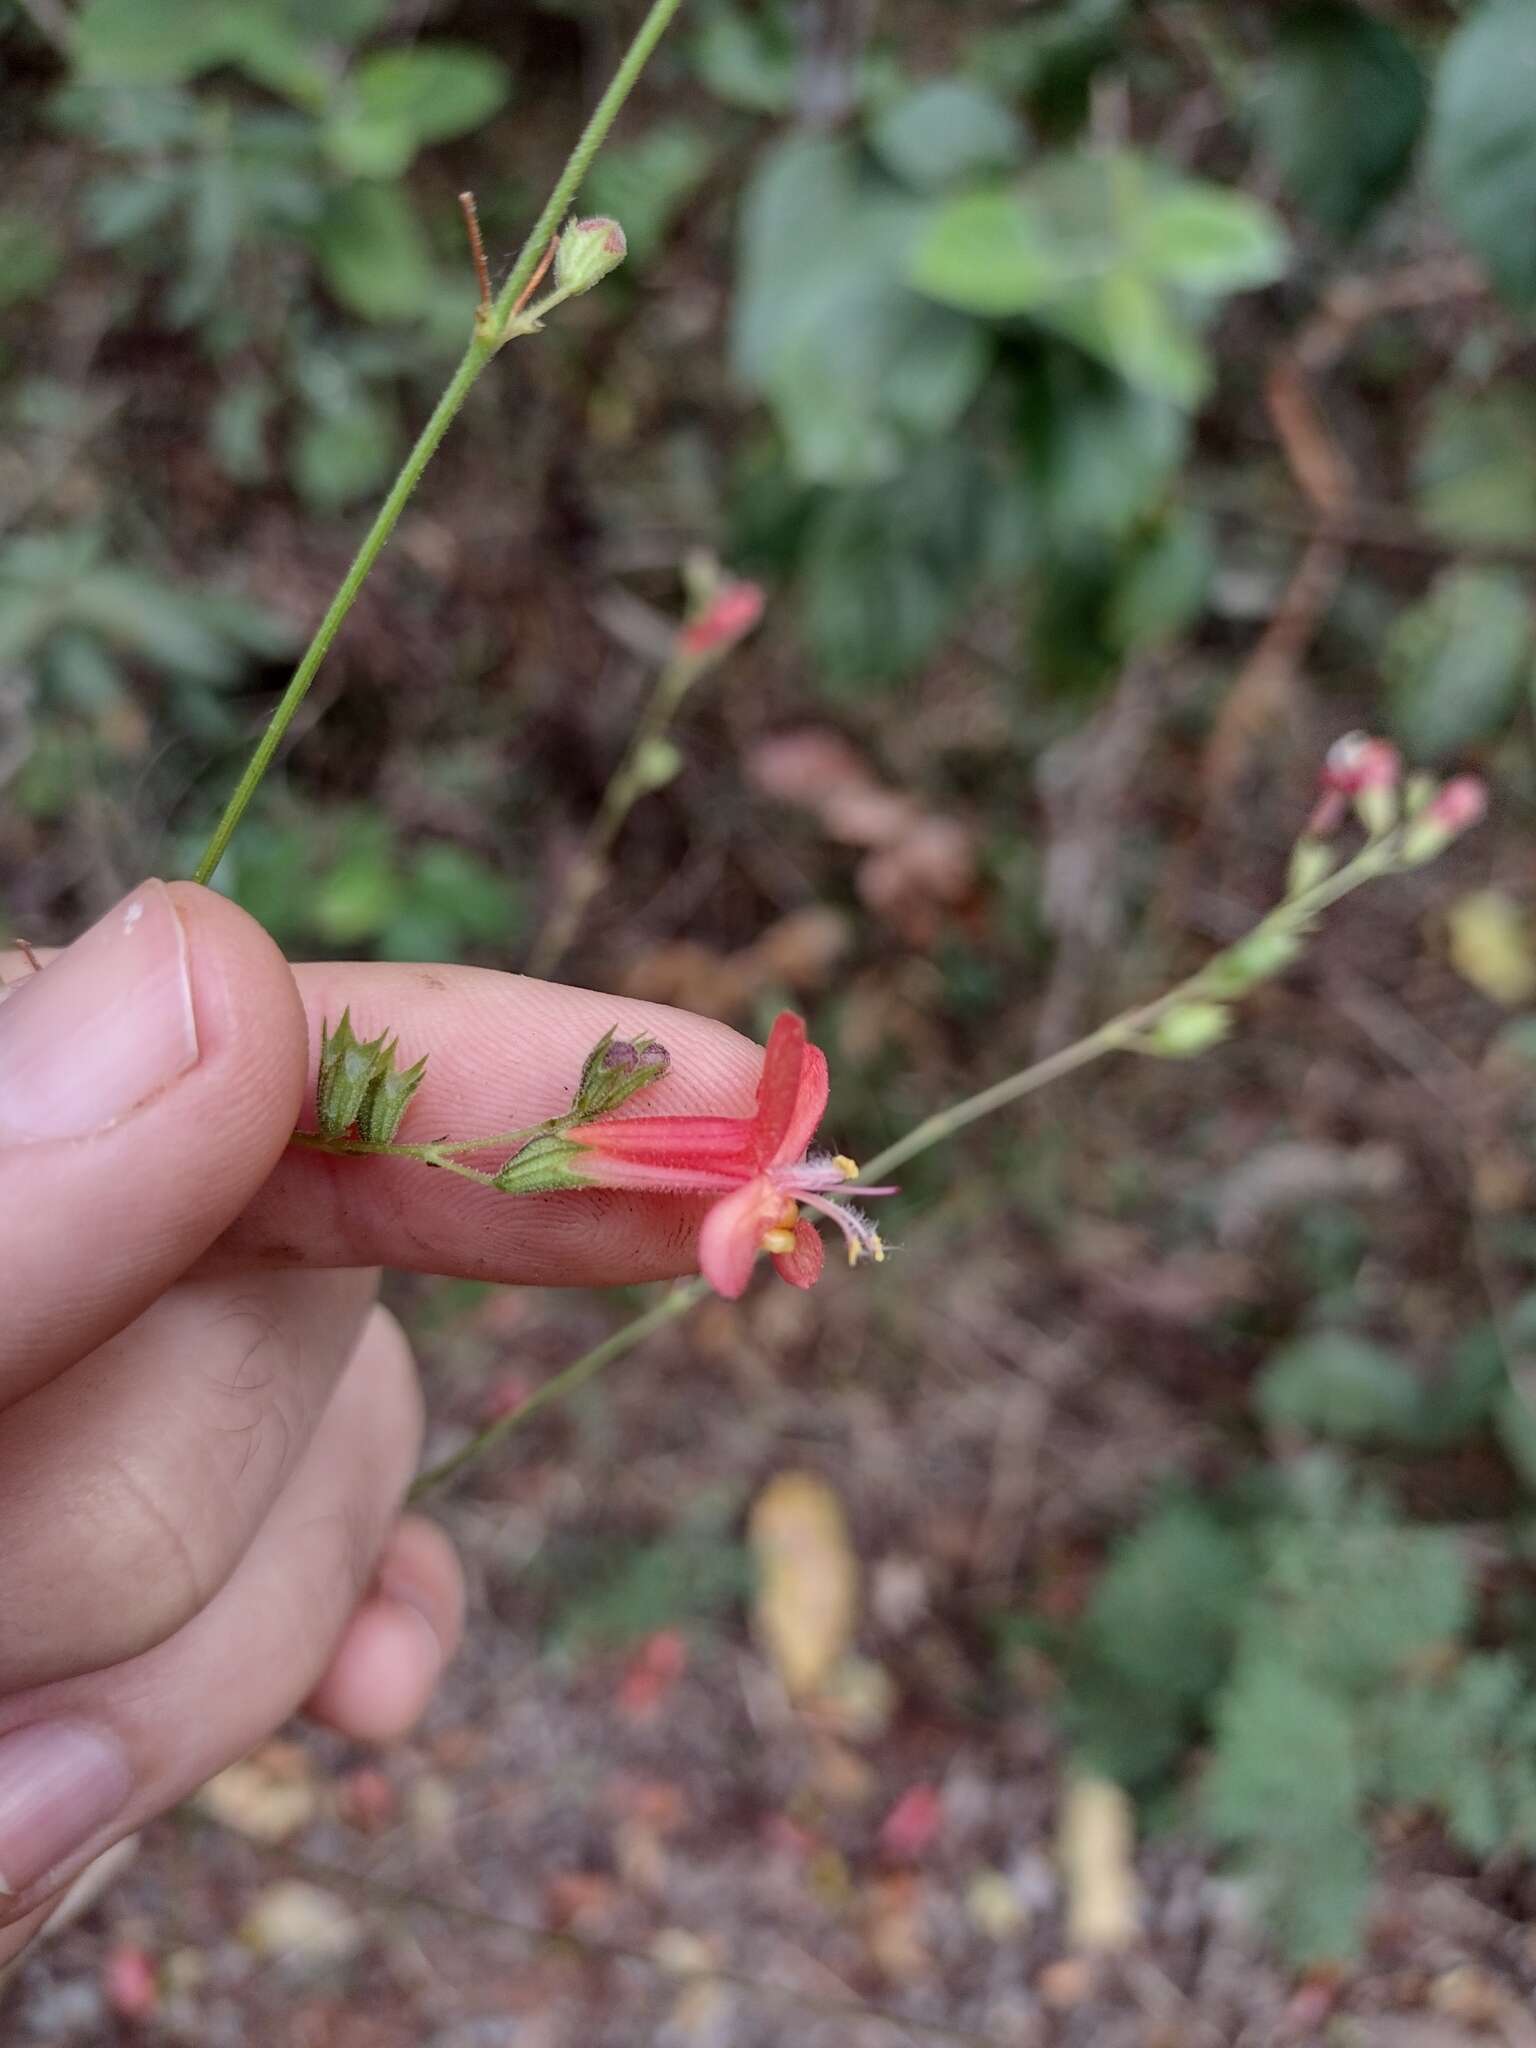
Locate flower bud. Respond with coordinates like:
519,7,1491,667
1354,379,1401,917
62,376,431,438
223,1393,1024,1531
1400,774,1489,864
1202,927,1301,998
571,1028,672,1120
1287,837,1335,898
1310,733,1401,837
555,215,627,298
679,578,766,659
1324,732,1401,795
1148,1001,1232,1057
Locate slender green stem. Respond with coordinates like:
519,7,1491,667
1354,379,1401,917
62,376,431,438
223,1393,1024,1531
409,1279,704,1498
191,0,687,888
193,340,491,885
486,0,684,335
861,834,1397,1183
528,646,702,977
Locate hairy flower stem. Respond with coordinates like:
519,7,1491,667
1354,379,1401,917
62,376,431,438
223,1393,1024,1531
409,829,1405,1496
191,0,685,888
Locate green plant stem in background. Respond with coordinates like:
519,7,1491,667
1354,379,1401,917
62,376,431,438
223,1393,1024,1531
528,643,708,978
410,829,1405,1496
191,0,685,888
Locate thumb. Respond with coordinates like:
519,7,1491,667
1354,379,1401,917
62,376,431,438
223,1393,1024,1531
0,881,307,1404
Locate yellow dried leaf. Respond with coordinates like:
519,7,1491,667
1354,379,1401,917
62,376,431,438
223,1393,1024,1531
1058,1774,1139,1953
1448,889,1536,1007
196,1755,315,1844
749,1470,858,1701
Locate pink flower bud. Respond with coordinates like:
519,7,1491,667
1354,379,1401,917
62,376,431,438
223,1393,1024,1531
1323,732,1402,795
1400,773,1490,863
679,579,765,657
1425,774,1488,836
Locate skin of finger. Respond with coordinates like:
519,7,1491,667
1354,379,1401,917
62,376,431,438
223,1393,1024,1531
0,1305,424,1936
304,1513,465,1741
0,1267,379,1694
0,886,308,1406
217,964,769,1286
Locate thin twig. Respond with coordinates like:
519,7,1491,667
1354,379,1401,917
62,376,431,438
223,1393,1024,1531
508,233,559,323
457,191,493,323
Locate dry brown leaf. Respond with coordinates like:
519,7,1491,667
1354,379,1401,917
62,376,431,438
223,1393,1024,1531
749,1470,859,1702
1058,1774,1139,1953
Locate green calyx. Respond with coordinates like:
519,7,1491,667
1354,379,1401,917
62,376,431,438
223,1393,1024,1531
316,1010,428,1143
492,1132,591,1193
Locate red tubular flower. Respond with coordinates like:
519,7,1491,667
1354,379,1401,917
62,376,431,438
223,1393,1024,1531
566,1012,892,1299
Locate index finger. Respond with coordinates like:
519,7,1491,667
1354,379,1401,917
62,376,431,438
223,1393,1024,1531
215,964,766,1287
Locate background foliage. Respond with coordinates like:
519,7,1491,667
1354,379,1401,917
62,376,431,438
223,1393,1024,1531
5,0,1536,2029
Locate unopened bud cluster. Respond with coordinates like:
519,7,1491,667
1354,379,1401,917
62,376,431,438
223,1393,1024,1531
572,1028,671,1119
1302,732,1486,859
1142,735,1489,1062
317,1011,428,1144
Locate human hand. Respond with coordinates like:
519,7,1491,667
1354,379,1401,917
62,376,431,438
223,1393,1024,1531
0,880,763,1963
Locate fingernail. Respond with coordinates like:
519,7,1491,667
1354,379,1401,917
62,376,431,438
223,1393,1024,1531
0,1722,132,1895
376,1573,447,1658
0,881,198,1144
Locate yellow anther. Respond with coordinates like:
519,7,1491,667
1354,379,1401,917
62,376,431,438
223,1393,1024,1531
833,1154,860,1181
762,1228,798,1255
848,1232,886,1269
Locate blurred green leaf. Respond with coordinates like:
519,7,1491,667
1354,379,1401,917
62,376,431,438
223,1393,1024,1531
1105,508,1212,651
1261,1485,1470,1696
1065,1496,1253,1788
910,153,1285,404
1253,1,1425,237
690,0,797,113
1377,1654,1536,1857
964,0,1124,130
1202,1654,1372,1964
1429,0,1536,306
0,215,62,309
1256,1333,1423,1445
209,376,277,485
1414,387,1536,547
311,184,435,322
73,0,326,97
734,137,988,483
380,843,521,961
1016,350,1188,539
325,45,511,178
798,444,991,685
292,385,401,509
1384,565,1533,756
868,79,1027,193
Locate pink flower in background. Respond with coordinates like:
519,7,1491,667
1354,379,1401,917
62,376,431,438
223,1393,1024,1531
567,1012,892,1298
678,578,765,659
1423,774,1487,835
